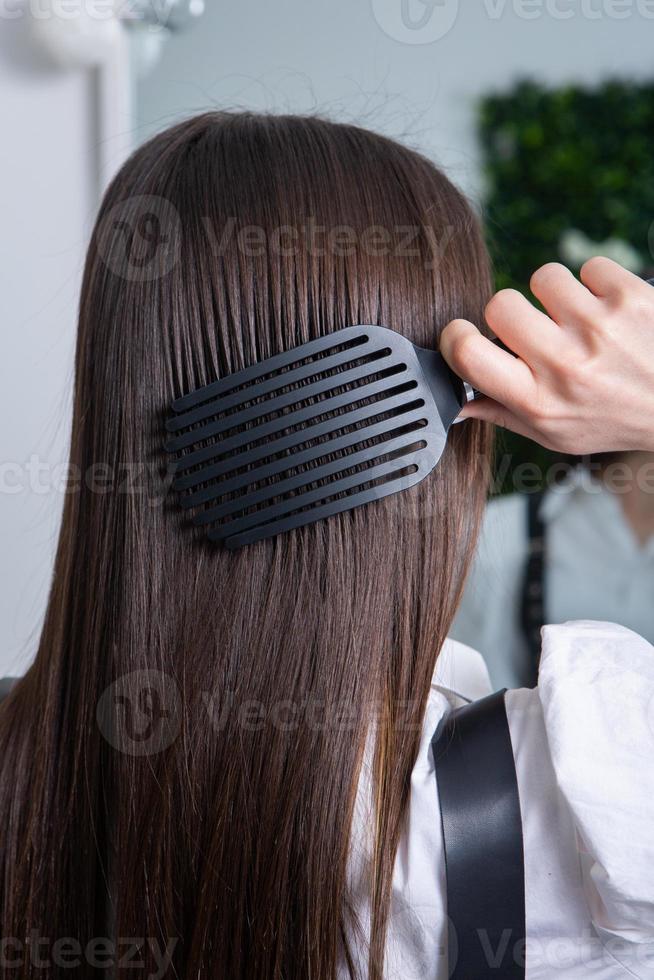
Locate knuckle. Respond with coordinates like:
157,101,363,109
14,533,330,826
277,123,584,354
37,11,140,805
559,354,585,385
608,293,632,319
530,262,568,294
484,288,520,324
524,383,565,427
576,301,606,330
560,356,597,406
515,386,541,420
580,255,611,281
450,329,478,369
615,288,644,317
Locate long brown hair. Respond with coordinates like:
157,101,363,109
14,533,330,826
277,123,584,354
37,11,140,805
0,112,492,978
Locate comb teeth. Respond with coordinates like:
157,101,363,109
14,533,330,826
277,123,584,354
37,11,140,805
211,452,435,550
165,349,400,453
169,327,371,414
192,431,429,526
165,334,374,436
165,325,449,548
180,409,430,508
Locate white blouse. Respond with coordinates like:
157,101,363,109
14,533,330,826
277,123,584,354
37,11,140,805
345,621,654,979
451,475,654,690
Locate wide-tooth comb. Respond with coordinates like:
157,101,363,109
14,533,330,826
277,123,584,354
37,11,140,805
164,325,467,549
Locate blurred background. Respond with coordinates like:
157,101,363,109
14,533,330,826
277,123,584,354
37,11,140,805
1,0,653,680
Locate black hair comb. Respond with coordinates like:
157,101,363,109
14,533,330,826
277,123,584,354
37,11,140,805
164,325,473,549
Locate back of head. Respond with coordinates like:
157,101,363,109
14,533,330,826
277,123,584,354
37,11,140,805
0,112,492,978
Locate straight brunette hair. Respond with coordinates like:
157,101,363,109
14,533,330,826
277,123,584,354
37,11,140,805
0,112,492,978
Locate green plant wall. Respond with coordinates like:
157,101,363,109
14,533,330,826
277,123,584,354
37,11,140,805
479,78,654,492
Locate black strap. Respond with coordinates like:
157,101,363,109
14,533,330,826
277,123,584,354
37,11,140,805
431,690,526,979
519,490,546,687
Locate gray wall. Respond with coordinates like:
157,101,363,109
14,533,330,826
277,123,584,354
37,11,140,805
0,8,97,676
137,0,654,200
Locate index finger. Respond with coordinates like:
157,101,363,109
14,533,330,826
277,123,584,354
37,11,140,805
440,319,536,412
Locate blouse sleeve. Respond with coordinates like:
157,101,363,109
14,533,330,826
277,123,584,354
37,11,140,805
537,621,654,948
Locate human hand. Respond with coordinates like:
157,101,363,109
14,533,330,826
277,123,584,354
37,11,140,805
440,258,654,454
